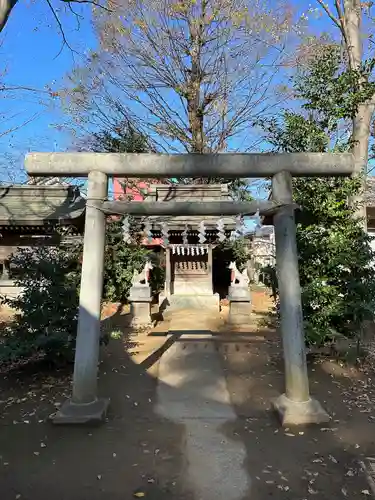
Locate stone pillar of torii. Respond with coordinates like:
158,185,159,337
24,152,354,426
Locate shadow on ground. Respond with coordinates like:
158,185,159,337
1,298,375,499
0,309,193,500
218,329,375,499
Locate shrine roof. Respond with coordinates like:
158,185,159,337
143,183,236,229
0,185,85,226
147,183,231,201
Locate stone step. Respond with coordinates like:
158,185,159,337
162,294,220,311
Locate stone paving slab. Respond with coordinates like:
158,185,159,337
167,308,222,333
155,336,249,500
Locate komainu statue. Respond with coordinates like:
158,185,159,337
132,261,153,286
228,261,249,287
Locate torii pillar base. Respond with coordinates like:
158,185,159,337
272,394,330,427
50,398,110,425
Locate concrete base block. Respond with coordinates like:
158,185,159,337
272,393,330,426
50,398,110,425
130,300,152,327
228,285,251,301
129,285,152,301
228,300,252,325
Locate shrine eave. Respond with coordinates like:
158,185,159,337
0,185,86,227
135,216,236,231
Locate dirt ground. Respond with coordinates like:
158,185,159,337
1,290,375,499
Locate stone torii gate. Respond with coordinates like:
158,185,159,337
25,152,354,426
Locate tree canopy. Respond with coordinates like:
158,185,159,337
262,45,375,346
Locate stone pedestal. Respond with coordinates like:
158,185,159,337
129,285,152,327
272,394,330,426
227,286,251,325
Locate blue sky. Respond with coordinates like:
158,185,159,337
0,1,96,181
0,0,361,185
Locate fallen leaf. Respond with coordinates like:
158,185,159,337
362,490,370,496
40,443,46,448
97,475,102,480
33,452,39,456
133,492,145,498
308,485,318,494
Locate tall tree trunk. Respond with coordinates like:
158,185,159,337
187,51,205,153
187,26,205,153
187,3,206,154
343,0,374,227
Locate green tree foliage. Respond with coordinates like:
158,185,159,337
0,218,165,364
104,218,165,302
217,237,249,271
1,240,82,363
261,46,375,346
87,122,154,154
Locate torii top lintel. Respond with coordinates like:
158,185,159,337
25,152,354,178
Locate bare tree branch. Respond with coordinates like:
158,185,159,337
60,0,112,11
0,112,39,139
316,0,343,30
63,0,295,162
46,0,79,57
0,0,113,35
0,85,52,94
